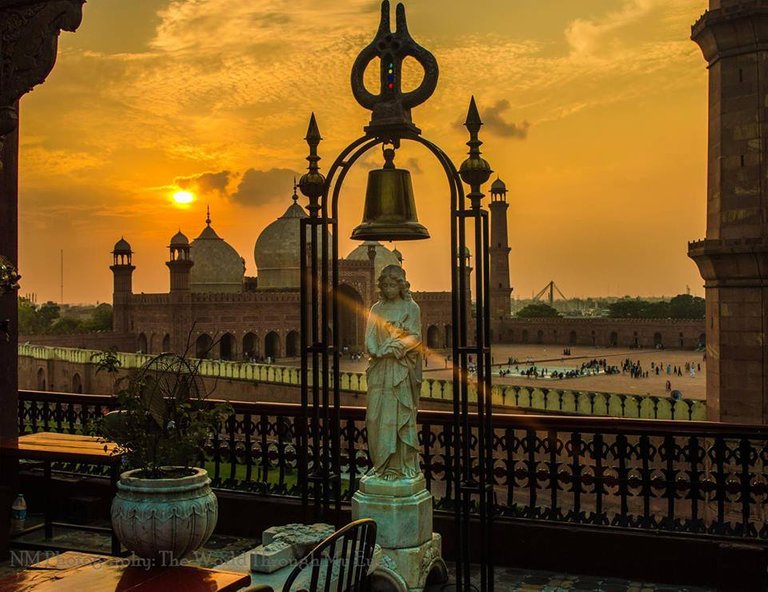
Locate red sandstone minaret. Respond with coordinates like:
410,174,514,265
110,238,134,334
166,229,194,353
689,0,768,423
489,178,512,341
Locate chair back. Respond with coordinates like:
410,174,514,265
281,519,377,592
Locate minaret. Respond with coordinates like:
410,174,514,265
166,230,193,292
489,178,512,341
166,229,194,354
110,237,134,333
689,0,768,423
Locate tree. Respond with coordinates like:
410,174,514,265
607,299,651,319
516,303,560,318
83,303,112,331
670,294,705,319
18,298,61,334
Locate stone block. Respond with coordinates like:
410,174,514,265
352,488,433,550
250,540,295,574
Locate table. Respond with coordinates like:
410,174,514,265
0,551,252,592
1,432,124,555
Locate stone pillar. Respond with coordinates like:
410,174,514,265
0,0,86,558
689,1,768,423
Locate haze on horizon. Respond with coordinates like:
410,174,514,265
18,0,708,304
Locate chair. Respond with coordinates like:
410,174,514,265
281,519,378,592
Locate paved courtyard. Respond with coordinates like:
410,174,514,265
329,345,706,400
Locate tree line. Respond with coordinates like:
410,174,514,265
516,294,705,320
19,298,113,335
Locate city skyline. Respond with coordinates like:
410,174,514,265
19,0,708,303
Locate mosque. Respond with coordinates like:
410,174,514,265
109,180,513,361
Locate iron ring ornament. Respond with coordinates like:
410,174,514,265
351,0,438,137
0,255,20,294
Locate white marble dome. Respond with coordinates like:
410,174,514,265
189,217,244,293
254,194,330,289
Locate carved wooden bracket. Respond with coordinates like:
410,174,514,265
0,0,84,137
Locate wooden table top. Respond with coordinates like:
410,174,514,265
0,552,252,592
0,432,122,464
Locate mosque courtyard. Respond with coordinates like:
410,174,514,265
326,344,707,401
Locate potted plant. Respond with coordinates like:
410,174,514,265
97,352,232,561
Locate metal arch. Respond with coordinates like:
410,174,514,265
303,128,494,592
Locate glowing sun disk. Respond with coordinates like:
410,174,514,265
173,190,195,205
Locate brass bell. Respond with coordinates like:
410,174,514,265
351,148,430,241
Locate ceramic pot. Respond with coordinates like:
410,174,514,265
111,467,217,560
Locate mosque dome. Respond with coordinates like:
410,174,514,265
113,237,132,254
254,191,330,289
189,211,244,293
170,230,189,246
345,241,401,279
491,178,507,193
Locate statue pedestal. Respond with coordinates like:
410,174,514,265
353,475,447,592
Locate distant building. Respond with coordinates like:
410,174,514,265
111,190,459,360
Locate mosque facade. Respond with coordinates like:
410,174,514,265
108,185,511,361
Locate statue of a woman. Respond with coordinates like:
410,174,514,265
364,264,422,481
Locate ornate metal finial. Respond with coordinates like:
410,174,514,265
351,1,439,137
298,113,326,216
206,205,211,226
292,177,299,203
459,96,493,209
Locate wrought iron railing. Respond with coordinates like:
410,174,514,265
16,390,768,542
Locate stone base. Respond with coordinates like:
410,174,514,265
371,533,447,592
352,475,432,549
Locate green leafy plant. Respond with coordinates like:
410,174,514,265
98,352,232,478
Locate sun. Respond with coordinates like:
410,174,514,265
172,190,195,205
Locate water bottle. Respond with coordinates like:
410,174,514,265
11,493,27,532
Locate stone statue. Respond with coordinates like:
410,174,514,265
364,264,422,481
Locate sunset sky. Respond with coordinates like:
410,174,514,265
18,0,709,304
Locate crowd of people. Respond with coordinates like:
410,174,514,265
493,354,704,389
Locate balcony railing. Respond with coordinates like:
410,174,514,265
17,389,767,543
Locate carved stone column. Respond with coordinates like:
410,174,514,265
0,0,85,558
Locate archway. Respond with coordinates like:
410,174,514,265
569,330,578,345
243,332,258,360
265,331,280,360
679,332,685,348
162,334,171,352
337,284,365,350
522,329,529,344
195,334,213,359
220,333,235,361
536,330,544,344
609,331,618,347
286,331,300,358
444,325,452,348
137,333,147,354
591,331,596,346
427,325,440,350
72,373,82,393
698,333,706,348
654,332,663,348
149,334,159,354
36,368,46,391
